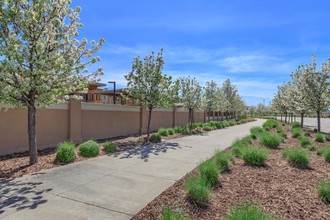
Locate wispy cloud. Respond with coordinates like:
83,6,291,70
217,55,297,74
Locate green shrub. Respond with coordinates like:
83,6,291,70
316,147,330,156
315,133,324,142
276,126,284,133
262,119,278,129
317,181,330,203
167,128,175,135
250,127,263,136
56,141,76,163
223,120,230,127
186,176,210,203
159,128,168,136
199,160,219,187
228,121,235,126
103,141,117,153
181,127,190,135
291,122,301,128
291,128,302,138
250,134,257,140
161,207,185,220
241,147,268,166
232,136,252,157
150,133,161,143
214,121,224,129
304,130,311,137
259,133,281,149
214,151,233,170
282,148,309,168
227,203,274,220
326,134,330,141
299,136,311,148
323,149,330,163
263,126,271,131
79,140,100,157
174,126,182,133
203,126,212,131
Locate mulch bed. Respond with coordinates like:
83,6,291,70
0,132,188,180
133,124,330,220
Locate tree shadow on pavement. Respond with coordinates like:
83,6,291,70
109,142,182,161
0,178,52,216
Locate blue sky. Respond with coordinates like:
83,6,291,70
72,0,330,106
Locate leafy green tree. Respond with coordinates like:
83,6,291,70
125,49,173,140
176,76,202,131
0,0,104,164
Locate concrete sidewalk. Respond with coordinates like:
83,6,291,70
0,119,265,220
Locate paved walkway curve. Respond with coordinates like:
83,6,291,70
0,119,265,220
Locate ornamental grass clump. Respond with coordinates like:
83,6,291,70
232,136,252,157
203,126,212,131
56,141,76,163
299,136,312,148
161,207,185,220
326,134,330,141
150,133,161,143
304,130,311,137
291,128,302,138
227,203,274,220
250,127,263,137
322,148,330,163
167,128,175,135
228,121,236,126
214,151,233,170
262,119,278,129
79,140,100,157
158,128,168,136
291,121,301,128
199,160,219,187
317,181,330,204
103,141,117,153
315,133,324,142
174,126,182,133
186,176,211,204
259,133,281,149
282,148,309,168
241,147,268,166
316,147,330,156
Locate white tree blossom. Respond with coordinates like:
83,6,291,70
0,0,104,164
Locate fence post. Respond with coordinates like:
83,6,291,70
69,99,82,143
140,106,147,134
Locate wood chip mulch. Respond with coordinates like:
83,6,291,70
133,125,330,220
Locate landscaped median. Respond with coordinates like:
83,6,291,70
132,119,330,220
0,118,254,179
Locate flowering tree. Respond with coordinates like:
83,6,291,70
202,80,218,121
215,87,228,120
290,66,311,127
125,49,173,140
176,76,202,131
0,0,104,164
303,56,330,132
221,79,238,119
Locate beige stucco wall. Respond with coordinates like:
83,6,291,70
81,110,140,140
0,108,69,155
148,109,173,131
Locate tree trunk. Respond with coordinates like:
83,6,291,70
147,107,153,141
28,105,38,165
226,111,228,120
301,113,304,128
285,113,287,123
317,111,321,132
280,114,282,122
188,108,193,131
